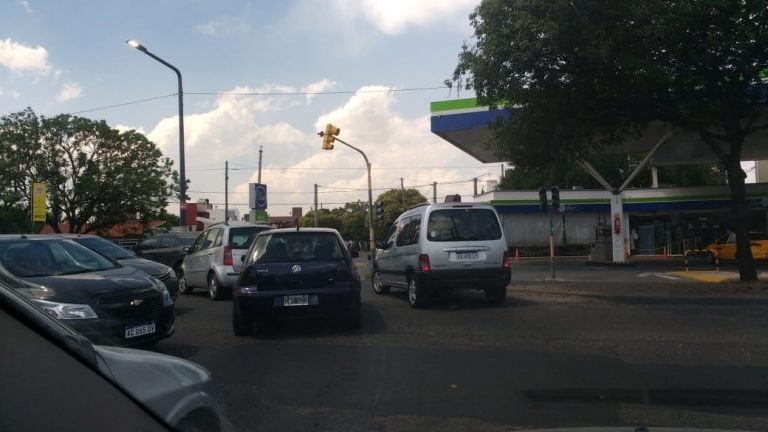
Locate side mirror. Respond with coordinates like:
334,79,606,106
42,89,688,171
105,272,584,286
182,246,190,253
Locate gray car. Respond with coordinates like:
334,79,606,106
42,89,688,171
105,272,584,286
180,222,273,300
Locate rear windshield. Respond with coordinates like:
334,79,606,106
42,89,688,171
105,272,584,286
248,232,344,263
229,227,271,249
426,208,502,242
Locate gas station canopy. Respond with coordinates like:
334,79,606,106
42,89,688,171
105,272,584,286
430,98,768,166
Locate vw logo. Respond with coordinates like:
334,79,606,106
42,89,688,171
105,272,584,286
291,265,302,273
130,299,144,306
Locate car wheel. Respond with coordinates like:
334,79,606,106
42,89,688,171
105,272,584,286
178,271,194,295
232,304,251,336
372,269,390,295
485,283,507,306
208,273,223,301
407,277,428,309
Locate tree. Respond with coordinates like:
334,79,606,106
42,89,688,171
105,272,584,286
0,108,175,234
454,0,768,281
374,189,428,241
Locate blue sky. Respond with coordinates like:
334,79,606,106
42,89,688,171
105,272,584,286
0,0,497,218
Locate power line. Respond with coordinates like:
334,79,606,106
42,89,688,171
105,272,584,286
68,94,176,115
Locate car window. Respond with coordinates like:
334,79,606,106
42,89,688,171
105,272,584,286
189,234,205,253
229,227,269,249
75,237,135,260
0,240,117,277
427,208,502,242
158,236,175,248
137,238,159,250
253,232,343,263
201,230,220,250
396,215,421,247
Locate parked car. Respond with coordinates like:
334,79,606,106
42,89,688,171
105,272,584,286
133,232,199,274
705,232,768,262
373,202,511,308
0,235,175,347
0,267,226,431
233,227,362,335
61,234,180,300
180,222,273,300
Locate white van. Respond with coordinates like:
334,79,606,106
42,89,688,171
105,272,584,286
372,202,511,308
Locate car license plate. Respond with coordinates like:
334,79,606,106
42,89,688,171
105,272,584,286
454,251,480,261
283,295,309,307
125,322,156,339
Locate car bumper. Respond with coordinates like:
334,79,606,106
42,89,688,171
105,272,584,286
66,305,175,347
234,286,360,320
414,267,511,291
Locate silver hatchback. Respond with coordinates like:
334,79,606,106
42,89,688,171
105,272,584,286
179,222,273,300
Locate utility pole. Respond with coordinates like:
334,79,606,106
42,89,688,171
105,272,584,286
224,160,229,225
314,184,319,227
501,164,505,180
257,145,263,183
433,182,437,203
401,178,405,205
474,177,478,197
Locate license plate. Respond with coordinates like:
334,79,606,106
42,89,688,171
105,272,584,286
283,295,309,306
455,252,480,261
125,322,156,339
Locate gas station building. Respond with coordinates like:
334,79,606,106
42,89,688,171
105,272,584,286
430,98,768,261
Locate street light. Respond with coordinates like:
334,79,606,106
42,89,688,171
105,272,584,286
318,125,376,255
126,38,187,228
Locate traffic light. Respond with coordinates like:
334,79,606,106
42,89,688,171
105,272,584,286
375,200,384,220
551,186,560,211
321,123,340,150
538,187,548,211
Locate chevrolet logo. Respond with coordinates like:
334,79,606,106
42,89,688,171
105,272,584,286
130,299,144,306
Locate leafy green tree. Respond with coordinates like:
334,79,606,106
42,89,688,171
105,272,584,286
454,0,768,281
0,108,175,234
374,189,428,241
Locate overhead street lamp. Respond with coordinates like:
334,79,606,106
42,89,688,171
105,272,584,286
126,39,187,228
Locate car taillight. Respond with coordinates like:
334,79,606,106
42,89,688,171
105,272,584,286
223,246,233,266
503,250,510,269
419,254,430,272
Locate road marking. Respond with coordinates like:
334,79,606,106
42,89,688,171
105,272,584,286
636,272,679,280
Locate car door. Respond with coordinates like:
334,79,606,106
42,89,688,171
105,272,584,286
376,220,403,287
714,233,738,260
185,231,216,287
396,214,421,287
133,237,160,260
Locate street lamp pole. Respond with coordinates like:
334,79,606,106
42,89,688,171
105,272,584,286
328,137,375,255
127,39,187,228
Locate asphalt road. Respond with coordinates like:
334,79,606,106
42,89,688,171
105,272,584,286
153,259,768,432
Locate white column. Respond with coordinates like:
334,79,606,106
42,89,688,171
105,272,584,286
610,194,627,263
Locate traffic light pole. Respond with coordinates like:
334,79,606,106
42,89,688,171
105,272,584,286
549,205,556,279
332,137,375,257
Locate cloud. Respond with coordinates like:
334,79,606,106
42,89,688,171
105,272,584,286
197,19,249,36
146,83,490,218
54,82,82,102
16,0,32,13
301,79,336,104
334,0,477,35
0,38,54,76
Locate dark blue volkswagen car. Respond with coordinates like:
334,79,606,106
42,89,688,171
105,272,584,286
233,228,362,334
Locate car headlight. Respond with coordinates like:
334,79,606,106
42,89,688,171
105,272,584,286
153,278,174,306
237,284,259,295
32,299,98,320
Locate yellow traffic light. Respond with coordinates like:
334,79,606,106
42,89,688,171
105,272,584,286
321,123,340,150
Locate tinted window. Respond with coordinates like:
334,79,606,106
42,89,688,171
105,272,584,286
137,238,159,249
426,208,502,242
396,215,421,247
229,227,270,249
0,240,117,277
178,236,197,247
249,232,343,263
159,236,176,248
75,237,135,260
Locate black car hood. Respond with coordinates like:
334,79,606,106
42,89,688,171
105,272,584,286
117,258,170,278
22,266,160,303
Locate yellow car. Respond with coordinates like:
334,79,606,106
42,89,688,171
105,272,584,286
706,232,768,262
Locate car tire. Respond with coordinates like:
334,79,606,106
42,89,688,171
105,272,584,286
208,273,223,301
232,305,251,336
485,284,507,306
372,269,390,295
178,271,194,295
407,277,428,309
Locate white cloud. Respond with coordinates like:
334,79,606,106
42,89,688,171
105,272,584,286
197,19,249,36
16,0,32,13
54,82,82,102
147,83,489,218
301,79,335,104
0,38,53,76
334,0,477,35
